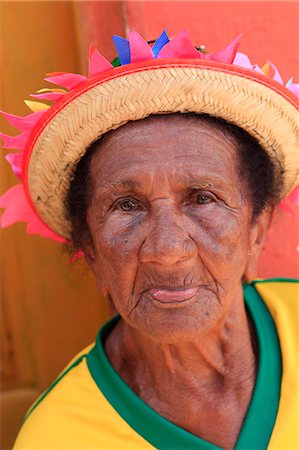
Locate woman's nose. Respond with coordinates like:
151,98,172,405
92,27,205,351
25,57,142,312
139,204,197,266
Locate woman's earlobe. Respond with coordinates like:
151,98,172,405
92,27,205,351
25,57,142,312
96,281,109,298
83,241,97,270
244,207,274,281
243,256,258,282
83,244,109,297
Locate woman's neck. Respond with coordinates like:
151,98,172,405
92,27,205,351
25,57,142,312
104,291,258,450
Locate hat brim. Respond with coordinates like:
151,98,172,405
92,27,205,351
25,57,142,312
23,59,299,239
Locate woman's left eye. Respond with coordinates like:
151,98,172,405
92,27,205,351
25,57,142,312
116,198,139,212
193,192,214,205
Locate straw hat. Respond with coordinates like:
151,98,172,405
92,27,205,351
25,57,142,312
0,30,298,242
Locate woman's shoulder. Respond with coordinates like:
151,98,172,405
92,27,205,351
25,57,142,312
13,340,129,449
13,344,95,449
250,278,299,450
252,277,298,310
248,277,298,333
249,277,298,392
13,339,152,450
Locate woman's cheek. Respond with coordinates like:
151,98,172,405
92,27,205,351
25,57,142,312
95,211,147,261
92,215,145,313
190,206,248,262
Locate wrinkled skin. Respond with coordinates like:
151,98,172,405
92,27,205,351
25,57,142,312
85,114,271,450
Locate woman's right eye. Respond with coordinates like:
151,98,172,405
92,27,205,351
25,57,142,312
116,198,139,212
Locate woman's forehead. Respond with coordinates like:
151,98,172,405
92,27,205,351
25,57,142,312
90,114,239,184
99,114,235,147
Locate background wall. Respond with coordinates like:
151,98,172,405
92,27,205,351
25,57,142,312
1,1,298,448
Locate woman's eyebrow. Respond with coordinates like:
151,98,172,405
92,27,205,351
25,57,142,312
179,174,227,189
95,179,141,196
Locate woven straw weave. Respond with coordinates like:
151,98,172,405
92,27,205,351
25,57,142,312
27,66,299,239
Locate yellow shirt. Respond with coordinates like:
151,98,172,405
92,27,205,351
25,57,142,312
13,279,298,449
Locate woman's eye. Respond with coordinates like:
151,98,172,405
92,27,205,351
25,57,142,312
194,193,213,205
116,199,138,212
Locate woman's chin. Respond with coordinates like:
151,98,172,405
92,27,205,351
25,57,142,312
125,292,222,344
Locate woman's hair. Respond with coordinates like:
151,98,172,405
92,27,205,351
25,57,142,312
66,113,282,251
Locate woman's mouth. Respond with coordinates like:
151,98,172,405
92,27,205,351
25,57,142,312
148,287,199,303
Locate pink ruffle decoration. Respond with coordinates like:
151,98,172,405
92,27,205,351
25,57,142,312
158,31,200,59
158,31,241,64
70,249,84,263
233,52,299,97
0,131,29,150
0,110,46,132
204,34,241,64
233,52,253,69
288,83,299,97
129,30,154,63
45,72,87,90
5,153,23,179
252,64,264,74
30,92,65,102
88,45,113,77
264,61,283,84
0,184,65,242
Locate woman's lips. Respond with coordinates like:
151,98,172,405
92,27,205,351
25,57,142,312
148,287,199,303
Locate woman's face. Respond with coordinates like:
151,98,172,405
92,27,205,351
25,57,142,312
86,115,267,342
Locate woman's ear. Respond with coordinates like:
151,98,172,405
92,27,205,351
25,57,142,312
83,242,109,297
244,207,274,281
84,241,96,268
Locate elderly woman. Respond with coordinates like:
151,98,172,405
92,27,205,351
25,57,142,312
1,30,298,450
